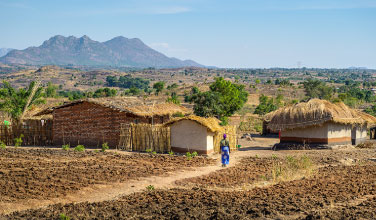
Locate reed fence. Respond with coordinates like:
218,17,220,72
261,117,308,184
214,125,237,153
119,123,171,153
0,119,53,146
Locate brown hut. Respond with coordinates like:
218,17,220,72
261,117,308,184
267,99,376,146
35,98,190,147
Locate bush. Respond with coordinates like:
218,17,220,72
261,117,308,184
186,152,192,160
62,144,70,151
168,151,174,156
14,134,24,147
60,213,71,220
0,141,6,149
146,148,152,153
101,142,109,152
74,145,85,152
146,185,155,191
192,151,198,157
152,151,157,155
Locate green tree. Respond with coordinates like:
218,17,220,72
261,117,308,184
190,77,248,123
153,81,165,95
303,79,334,100
0,81,45,120
166,92,180,104
45,82,58,98
254,94,283,115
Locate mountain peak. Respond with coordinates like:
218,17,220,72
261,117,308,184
80,35,91,40
0,35,203,68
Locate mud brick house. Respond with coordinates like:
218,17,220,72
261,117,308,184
267,99,376,147
35,98,189,147
164,115,237,155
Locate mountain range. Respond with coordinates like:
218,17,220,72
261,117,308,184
0,48,14,57
0,35,203,68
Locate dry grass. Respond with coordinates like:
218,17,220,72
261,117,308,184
356,142,376,149
260,155,315,183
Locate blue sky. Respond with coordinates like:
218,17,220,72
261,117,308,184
0,0,375,68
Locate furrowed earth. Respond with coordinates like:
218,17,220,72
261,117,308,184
1,141,376,219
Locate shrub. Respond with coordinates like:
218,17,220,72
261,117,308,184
146,185,155,191
0,141,6,149
59,214,71,220
14,134,24,147
186,152,192,160
192,151,198,157
168,151,174,156
101,142,109,152
254,124,262,133
152,151,157,155
62,144,70,151
146,148,152,153
74,145,85,152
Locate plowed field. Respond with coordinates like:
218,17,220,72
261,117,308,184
5,164,376,219
2,147,376,219
0,148,214,204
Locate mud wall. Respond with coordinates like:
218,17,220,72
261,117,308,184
53,102,165,148
281,124,328,139
170,120,213,154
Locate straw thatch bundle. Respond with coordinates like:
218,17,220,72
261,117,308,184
164,115,223,133
35,97,191,117
267,99,376,131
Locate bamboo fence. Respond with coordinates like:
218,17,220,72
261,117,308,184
0,119,53,146
119,123,171,153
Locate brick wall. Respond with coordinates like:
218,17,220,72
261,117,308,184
53,102,167,148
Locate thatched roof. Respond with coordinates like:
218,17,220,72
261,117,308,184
23,98,69,120
35,97,190,117
267,99,376,131
164,115,223,133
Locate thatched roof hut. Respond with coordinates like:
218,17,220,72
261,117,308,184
34,98,190,148
267,99,376,131
267,99,376,146
163,115,225,155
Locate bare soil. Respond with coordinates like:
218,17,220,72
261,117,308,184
0,148,214,214
2,141,376,219
4,163,376,219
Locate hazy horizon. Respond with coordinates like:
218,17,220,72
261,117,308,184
1,0,375,69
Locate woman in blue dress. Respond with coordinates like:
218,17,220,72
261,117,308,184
220,134,230,167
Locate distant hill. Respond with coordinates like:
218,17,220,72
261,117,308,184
348,66,367,70
0,35,203,68
0,48,14,57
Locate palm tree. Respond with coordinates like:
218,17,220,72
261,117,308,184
0,81,45,121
